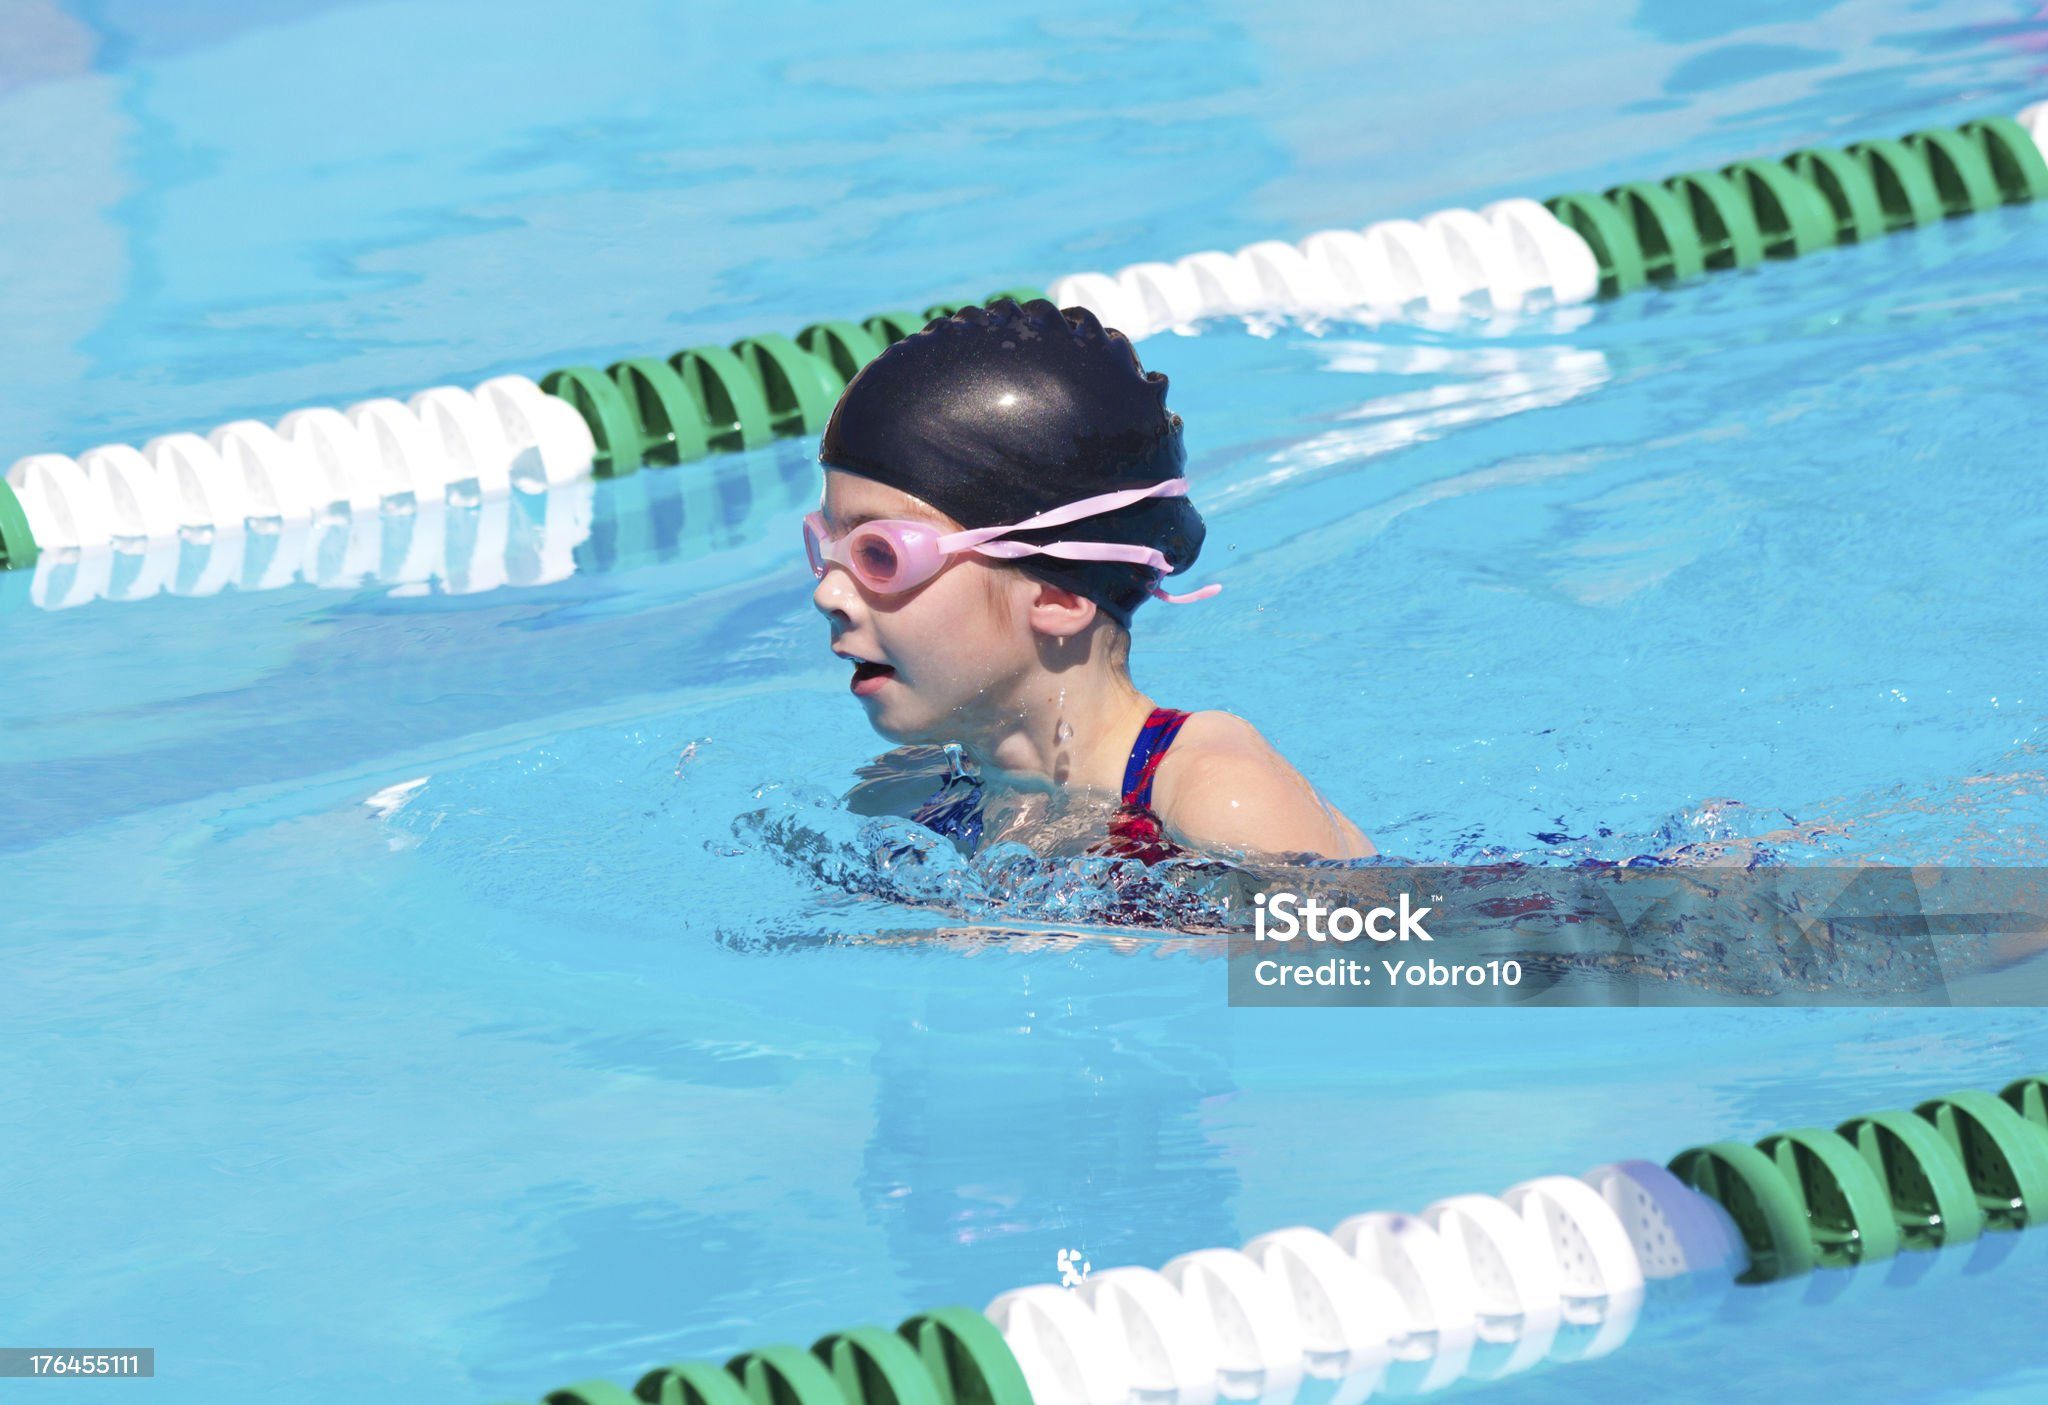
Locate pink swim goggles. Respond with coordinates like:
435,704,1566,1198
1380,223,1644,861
803,479,1222,604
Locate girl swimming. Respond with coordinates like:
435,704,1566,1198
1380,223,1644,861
807,298,1375,864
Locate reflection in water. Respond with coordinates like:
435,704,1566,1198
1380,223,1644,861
858,981,1244,1314
20,480,595,608
14,437,820,610
1205,344,1611,513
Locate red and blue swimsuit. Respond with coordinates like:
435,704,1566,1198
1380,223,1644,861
911,707,1192,865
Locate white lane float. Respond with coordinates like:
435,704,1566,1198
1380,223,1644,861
985,1284,1134,1405
1051,199,1600,336
1077,1266,1222,1402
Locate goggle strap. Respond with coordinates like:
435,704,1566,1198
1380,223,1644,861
940,478,1190,550
972,539,1169,569
1151,582,1222,605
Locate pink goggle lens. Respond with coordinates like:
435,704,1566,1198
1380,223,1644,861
807,513,935,594
847,528,903,588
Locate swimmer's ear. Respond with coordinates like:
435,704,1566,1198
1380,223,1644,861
1023,578,1098,639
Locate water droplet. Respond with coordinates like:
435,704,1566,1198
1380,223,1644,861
1056,720,1074,744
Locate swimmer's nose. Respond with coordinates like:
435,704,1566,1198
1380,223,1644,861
812,565,860,624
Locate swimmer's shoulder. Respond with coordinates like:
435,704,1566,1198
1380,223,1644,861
1145,712,1294,809
1149,710,1377,860
1154,710,1273,772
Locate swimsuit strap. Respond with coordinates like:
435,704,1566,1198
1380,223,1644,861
916,712,1188,853
1120,707,1191,811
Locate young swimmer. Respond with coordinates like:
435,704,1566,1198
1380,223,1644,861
806,298,1375,864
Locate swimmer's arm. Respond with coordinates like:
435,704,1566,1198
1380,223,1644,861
1153,719,1377,861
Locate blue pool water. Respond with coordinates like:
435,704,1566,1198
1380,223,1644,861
6,0,2048,1400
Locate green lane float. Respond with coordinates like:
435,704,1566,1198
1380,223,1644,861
1668,1140,1818,1283
897,1308,1034,1405
1667,169,1766,268
672,345,776,453
1755,1127,1901,1266
1838,1109,1986,1248
0,481,38,571
636,1361,754,1405
1962,116,2048,200
728,1345,847,1405
1784,145,1887,243
2005,1074,2048,1128
1667,1078,2048,1280
813,1328,944,1405
1850,137,1946,230
1538,112,2048,297
540,367,643,477
1914,1088,2048,1229
504,1308,1032,1405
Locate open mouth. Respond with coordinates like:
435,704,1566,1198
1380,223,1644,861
844,655,897,696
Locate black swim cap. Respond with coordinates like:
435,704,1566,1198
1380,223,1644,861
817,297,1205,630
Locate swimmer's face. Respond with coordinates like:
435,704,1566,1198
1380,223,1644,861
811,470,1054,743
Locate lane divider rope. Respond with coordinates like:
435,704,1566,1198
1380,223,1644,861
1,373,595,571
1048,110,2048,336
489,1073,2047,1405
11,106,2048,575
7,483,598,610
